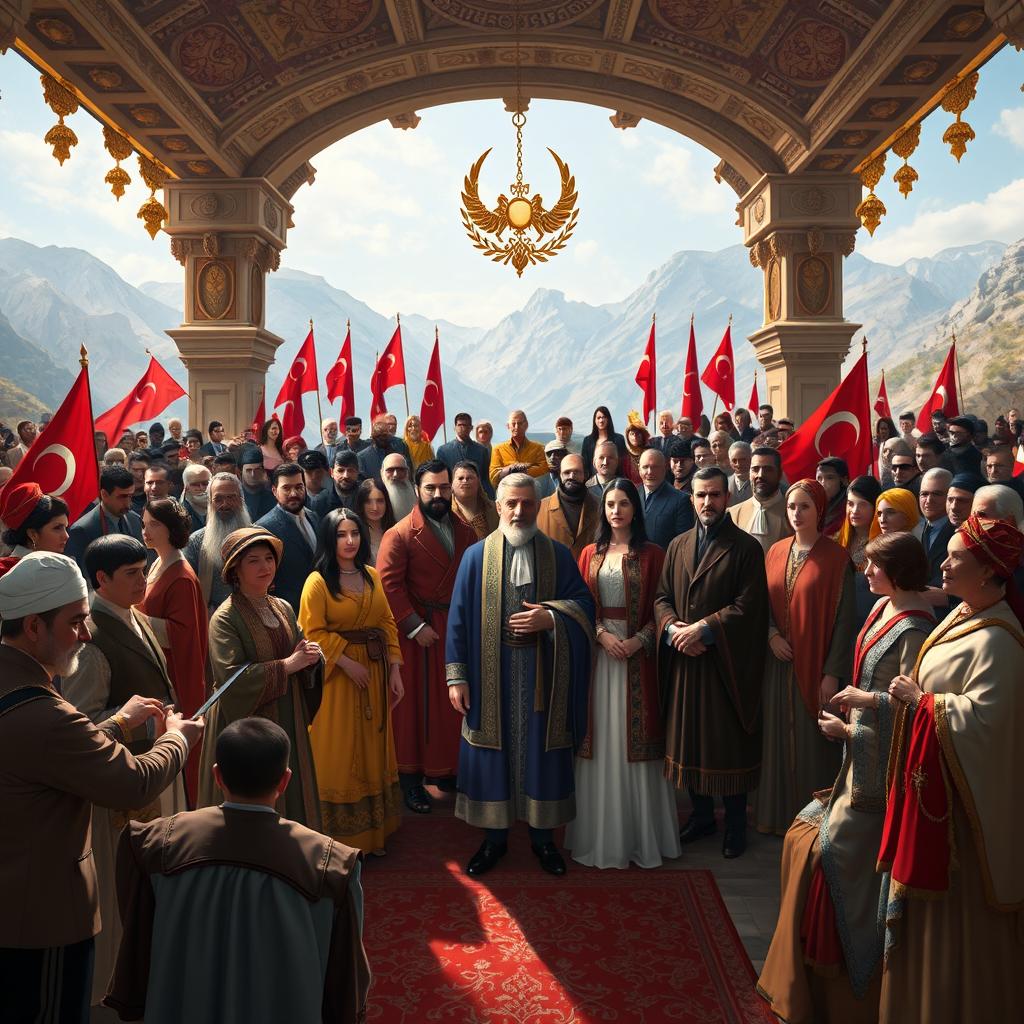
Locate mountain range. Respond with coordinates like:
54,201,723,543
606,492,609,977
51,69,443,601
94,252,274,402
0,234,1015,434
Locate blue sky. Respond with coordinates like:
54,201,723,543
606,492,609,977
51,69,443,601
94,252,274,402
1,44,1024,327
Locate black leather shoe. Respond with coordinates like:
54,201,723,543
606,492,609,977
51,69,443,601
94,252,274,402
403,785,432,814
722,826,747,859
679,818,717,844
532,842,567,876
466,840,507,876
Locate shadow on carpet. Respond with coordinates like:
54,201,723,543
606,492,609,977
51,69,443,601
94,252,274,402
360,816,772,1023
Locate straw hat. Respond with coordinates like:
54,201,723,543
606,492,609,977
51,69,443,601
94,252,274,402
220,527,284,584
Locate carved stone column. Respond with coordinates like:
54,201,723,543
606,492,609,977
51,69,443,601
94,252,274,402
163,179,289,436
740,174,862,423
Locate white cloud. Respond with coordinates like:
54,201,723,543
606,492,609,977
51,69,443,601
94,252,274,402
859,177,1024,265
641,140,731,216
993,107,1024,149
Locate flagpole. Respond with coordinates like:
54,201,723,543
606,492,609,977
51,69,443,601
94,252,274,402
951,329,964,412
863,335,876,478
80,345,101,502
310,318,324,435
396,312,410,419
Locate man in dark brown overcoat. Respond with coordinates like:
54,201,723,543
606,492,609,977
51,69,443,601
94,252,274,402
655,466,768,859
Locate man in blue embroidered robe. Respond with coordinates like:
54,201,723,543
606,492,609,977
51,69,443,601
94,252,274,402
446,472,594,877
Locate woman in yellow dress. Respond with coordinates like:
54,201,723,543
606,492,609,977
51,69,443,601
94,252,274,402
299,507,405,854
404,414,435,471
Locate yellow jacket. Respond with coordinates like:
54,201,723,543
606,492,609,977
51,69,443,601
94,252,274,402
488,437,547,488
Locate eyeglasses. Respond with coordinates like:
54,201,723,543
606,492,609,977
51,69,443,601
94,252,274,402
891,463,915,471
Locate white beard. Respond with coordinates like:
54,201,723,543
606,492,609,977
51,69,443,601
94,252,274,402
499,521,538,548
201,506,252,570
188,491,209,513
55,643,84,678
385,480,417,521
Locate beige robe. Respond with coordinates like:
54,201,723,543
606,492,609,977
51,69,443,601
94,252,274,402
731,490,793,555
880,599,1024,1023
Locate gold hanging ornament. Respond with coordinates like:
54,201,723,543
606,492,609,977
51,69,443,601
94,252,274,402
941,71,979,162
856,152,887,236
102,125,133,200
891,123,921,198
459,2,579,276
136,154,168,239
40,73,79,165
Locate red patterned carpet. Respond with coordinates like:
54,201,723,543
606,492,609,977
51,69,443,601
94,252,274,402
360,816,773,1023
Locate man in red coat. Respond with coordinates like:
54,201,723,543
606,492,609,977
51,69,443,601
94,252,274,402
377,459,477,814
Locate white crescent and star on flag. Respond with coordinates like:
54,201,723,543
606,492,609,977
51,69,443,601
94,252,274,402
32,444,77,496
814,412,861,457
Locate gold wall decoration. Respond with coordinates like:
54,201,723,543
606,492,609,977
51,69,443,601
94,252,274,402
940,71,979,162
40,73,79,165
458,0,579,277
891,123,921,198
195,258,235,320
136,154,168,239
796,254,832,316
102,125,133,199
856,152,886,236
766,258,781,321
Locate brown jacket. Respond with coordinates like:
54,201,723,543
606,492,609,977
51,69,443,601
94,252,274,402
730,490,793,555
537,489,600,560
0,643,188,948
106,806,370,1023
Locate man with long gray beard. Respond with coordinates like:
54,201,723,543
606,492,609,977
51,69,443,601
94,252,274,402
0,551,201,1023
382,452,417,521
446,473,594,878
377,460,477,814
184,473,251,613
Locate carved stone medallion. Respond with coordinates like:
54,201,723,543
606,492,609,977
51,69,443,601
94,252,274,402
767,258,781,321
796,255,831,316
196,259,235,320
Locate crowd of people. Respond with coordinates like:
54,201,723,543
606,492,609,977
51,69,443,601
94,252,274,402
0,397,1021,1024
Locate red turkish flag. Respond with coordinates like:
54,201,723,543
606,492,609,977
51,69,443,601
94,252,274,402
1014,443,1024,478
7,363,98,522
274,328,320,437
874,370,892,420
370,321,406,419
748,373,760,415
419,331,446,443
634,317,657,424
680,318,703,423
779,352,873,484
916,342,959,432
326,324,355,421
94,355,186,442
701,321,736,411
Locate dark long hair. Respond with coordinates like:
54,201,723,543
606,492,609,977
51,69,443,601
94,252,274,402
587,405,616,442
260,417,285,456
1,494,69,548
355,478,396,531
594,477,648,554
875,416,898,442
313,507,374,598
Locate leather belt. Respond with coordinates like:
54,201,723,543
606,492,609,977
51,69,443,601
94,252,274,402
338,628,387,729
600,607,627,620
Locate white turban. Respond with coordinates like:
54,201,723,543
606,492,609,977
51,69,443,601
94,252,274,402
0,552,88,619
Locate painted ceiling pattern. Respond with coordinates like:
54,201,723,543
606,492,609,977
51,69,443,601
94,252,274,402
15,1,1005,191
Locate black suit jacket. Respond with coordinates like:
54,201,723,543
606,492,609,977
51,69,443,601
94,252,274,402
255,504,320,612
920,518,955,587
66,504,145,573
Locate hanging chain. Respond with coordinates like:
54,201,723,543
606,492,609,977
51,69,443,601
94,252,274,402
511,0,527,197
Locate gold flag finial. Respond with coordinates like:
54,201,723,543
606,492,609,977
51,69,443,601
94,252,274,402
309,318,314,331
79,345,89,367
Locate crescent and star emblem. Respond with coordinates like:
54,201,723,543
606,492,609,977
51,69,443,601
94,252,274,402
715,355,732,378
33,444,76,496
336,357,348,375
683,371,697,397
386,353,397,371
134,381,158,403
290,357,307,381
814,412,861,457
461,147,579,277
935,385,948,410
423,380,439,407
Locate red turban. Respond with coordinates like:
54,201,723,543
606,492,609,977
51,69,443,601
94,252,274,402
787,478,827,530
0,482,43,531
958,514,1024,581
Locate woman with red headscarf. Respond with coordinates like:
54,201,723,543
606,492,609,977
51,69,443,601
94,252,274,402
878,515,1024,1024
756,479,856,835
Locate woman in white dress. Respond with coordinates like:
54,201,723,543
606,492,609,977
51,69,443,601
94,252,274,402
567,478,681,868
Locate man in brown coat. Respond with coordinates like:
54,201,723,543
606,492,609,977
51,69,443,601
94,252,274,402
536,453,600,560
655,467,769,859
377,459,477,813
105,718,369,1024
0,551,202,1024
